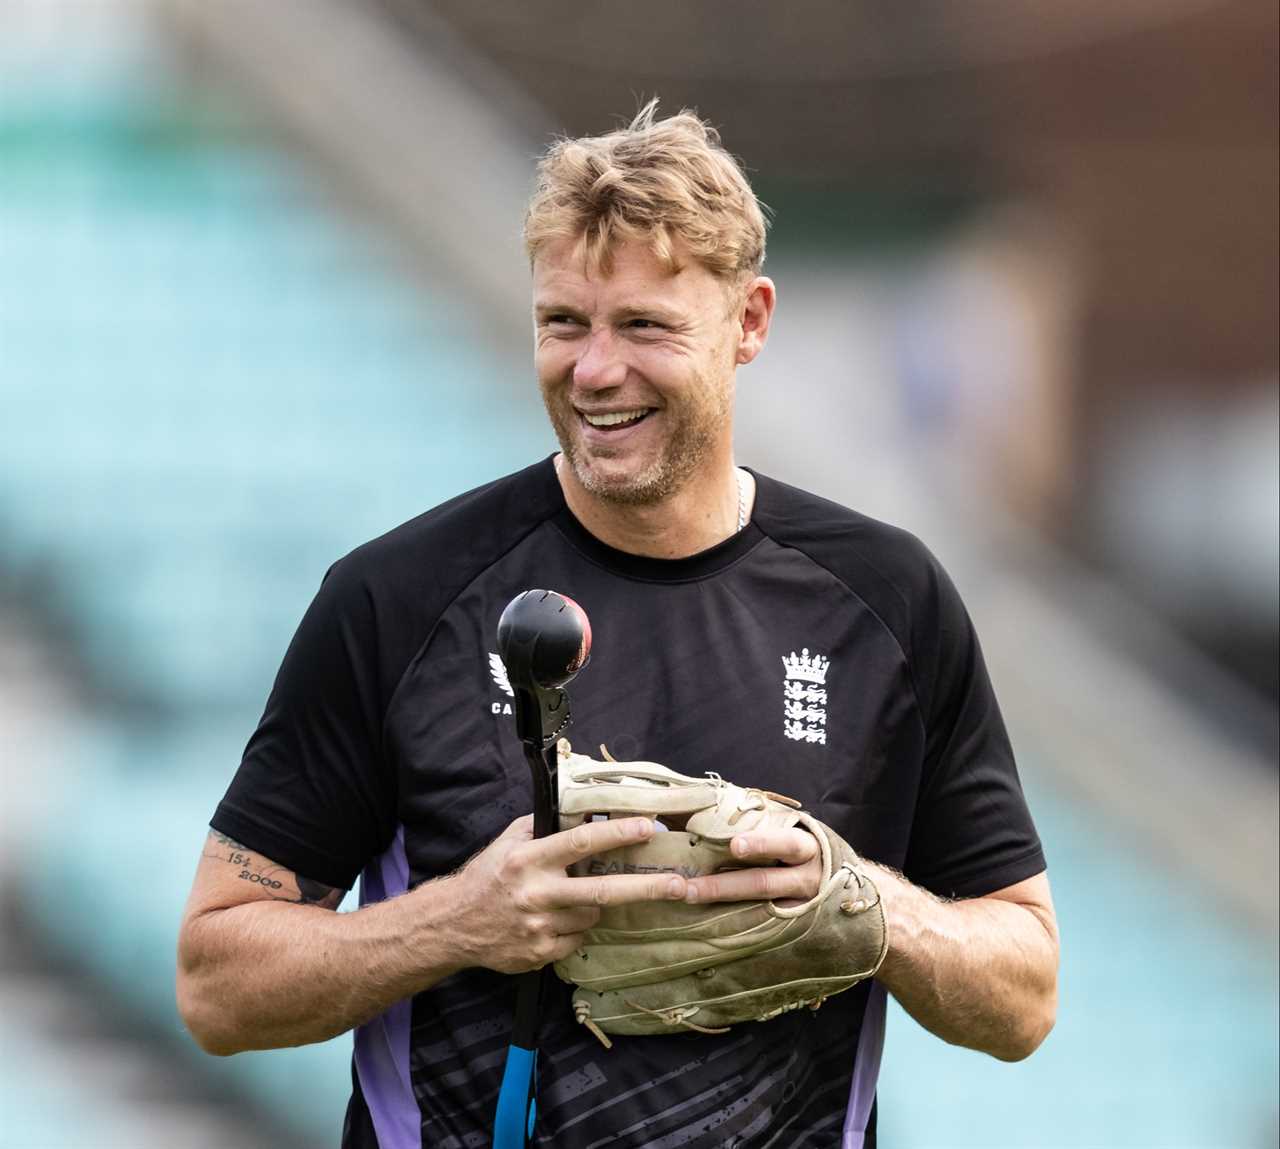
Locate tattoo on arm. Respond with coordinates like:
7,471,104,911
293,876,344,909
202,829,343,909
201,830,258,871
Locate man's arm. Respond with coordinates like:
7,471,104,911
682,834,1058,1062
177,817,687,1056
860,867,1058,1061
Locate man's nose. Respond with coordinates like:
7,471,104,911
572,328,627,391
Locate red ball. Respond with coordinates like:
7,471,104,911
560,593,592,672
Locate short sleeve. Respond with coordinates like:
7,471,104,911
211,557,399,890
901,556,1045,898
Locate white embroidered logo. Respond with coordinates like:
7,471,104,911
488,652,515,715
488,652,513,697
782,648,829,745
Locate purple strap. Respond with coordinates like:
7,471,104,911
842,982,887,1148
353,826,420,1149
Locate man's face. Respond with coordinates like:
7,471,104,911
533,237,741,506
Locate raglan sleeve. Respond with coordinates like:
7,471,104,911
900,549,1046,899
209,554,399,891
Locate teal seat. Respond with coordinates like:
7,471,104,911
25,720,352,1146
877,770,1279,1148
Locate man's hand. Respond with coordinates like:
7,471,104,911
443,814,688,974
682,827,823,904
681,827,1058,1060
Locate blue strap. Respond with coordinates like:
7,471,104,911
494,1044,538,1148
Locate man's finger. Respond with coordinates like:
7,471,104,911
543,870,687,908
549,906,600,935
684,861,820,905
729,829,819,866
534,817,658,868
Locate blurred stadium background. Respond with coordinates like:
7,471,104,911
1,0,1276,1146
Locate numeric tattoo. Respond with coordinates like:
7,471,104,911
202,828,342,909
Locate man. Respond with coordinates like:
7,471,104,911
177,104,1057,1149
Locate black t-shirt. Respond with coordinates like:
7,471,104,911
212,456,1045,1149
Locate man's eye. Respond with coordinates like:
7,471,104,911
628,318,662,330
545,315,579,326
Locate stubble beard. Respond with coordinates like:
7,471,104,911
541,373,733,508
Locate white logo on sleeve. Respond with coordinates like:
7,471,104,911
489,652,514,715
782,648,829,745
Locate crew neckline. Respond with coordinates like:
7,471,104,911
540,456,766,583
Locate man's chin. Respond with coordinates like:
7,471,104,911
566,450,670,507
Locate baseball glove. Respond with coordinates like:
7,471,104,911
552,740,887,1046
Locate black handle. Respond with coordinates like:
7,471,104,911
492,590,592,1146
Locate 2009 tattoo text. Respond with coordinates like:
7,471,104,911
202,828,342,907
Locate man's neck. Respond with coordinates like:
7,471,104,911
555,455,752,560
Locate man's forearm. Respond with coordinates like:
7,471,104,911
177,876,464,1055
178,814,679,1056
867,864,1058,1061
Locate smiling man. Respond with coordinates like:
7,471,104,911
533,233,769,556
178,104,1057,1149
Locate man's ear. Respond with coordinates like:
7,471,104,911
735,276,776,365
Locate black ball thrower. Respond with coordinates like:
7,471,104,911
492,589,592,1148
497,589,592,835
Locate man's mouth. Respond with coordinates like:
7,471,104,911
578,407,653,432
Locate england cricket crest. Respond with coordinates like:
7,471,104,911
781,648,829,745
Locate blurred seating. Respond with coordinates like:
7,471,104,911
3,74,1276,1149
0,93,545,716
1,87,547,1143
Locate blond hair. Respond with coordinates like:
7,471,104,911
524,101,768,283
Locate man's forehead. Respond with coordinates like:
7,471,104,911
532,236,709,306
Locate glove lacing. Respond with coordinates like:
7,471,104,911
573,997,731,1047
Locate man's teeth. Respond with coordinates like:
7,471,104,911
583,409,648,428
